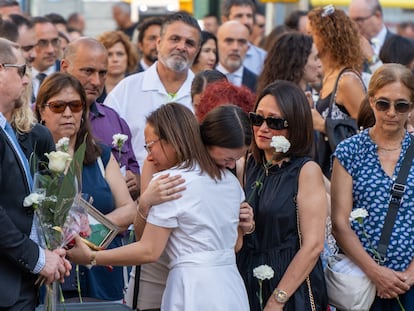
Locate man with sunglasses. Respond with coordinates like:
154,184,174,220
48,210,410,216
0,38,70,310
61,37,140,200
31,16,60,102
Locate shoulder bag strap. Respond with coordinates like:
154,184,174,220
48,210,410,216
377,141,414,261
327,67,351,117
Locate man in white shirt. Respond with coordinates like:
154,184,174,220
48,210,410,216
221,0,267,75
216,20,257,93
104,12,200,171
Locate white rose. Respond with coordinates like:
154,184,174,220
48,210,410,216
56,137,70,152
270,136,291,153
112,133,128,148
349,208,369,221
23,192,45,207
45,151,72,173
253,264,274,281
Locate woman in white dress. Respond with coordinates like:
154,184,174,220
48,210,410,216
68,103,250,311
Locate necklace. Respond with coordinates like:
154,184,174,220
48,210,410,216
377,145,401,152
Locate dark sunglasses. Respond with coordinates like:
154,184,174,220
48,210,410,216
373,98,411,113
45,100,84,113
249,112,289,130
2,63,26,78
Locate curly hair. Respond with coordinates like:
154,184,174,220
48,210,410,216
257,32,313,94
97,30,139,74
196,80,255,122
308,6,363,71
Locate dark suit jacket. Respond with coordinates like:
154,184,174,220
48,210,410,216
0,124,54,308
242,67,257,93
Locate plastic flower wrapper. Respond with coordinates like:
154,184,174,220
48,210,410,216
253,265,274,310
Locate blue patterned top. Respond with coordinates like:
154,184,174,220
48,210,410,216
334,129,414,271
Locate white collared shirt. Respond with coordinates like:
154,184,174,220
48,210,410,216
371,25,387,56
31,65,56,99
104,62,194,171
216,63,243,87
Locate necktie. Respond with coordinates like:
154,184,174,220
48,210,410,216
4,122,33,190
37,72,47,87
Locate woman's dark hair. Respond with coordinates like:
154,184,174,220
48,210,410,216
257,32,313,94
284,10,308,31
147,103,222,180
379,34,414,68
200,105,251,149
251,80,314,164
191,69,227,101
357,95,375,129
192,31,218,67
35,72,100,164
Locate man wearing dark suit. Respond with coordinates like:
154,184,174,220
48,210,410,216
216,20,257,93
136,17,162,73
0,38,69,310
349,0,396,74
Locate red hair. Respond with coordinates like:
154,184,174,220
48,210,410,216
196,81,255,122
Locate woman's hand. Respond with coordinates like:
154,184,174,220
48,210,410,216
66,235,94,266
139,173,186,215
239,202,254,235
310,108,326,133
371,265,410,299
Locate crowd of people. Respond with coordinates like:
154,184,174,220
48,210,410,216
1,0,414,310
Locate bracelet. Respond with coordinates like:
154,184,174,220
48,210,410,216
137,205,147,221
90,251,97,266
244,220,255,235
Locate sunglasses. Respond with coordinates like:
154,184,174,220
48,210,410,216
249,112,289,130
45,100,84,113
373,98,411,113
2,63,26,78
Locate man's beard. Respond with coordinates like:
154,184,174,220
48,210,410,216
160,54,190,72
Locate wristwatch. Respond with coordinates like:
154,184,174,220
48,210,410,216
273,288,288,304
90,251,97,266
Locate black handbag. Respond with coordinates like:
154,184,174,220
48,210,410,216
316,68,361,178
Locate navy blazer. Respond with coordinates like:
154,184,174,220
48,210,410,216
0,124,54,308
242,67,258,94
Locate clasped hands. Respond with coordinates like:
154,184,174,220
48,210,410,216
36,248,71,286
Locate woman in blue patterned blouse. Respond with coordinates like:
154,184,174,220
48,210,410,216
331,63,414,310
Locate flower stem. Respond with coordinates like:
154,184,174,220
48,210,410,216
76,264,83,303
397,296,406,311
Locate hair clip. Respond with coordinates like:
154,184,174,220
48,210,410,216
321,4,335,17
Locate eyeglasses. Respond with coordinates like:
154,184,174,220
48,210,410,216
144,139,160,153
352,13,375,23
373,98,412,113
249,112,289,130
36,38,60,49
2,63,26,78
45,100,84,113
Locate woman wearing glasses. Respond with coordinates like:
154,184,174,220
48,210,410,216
332,64,414,310
237,80,328,311
67,103,250,310
35,72,136,302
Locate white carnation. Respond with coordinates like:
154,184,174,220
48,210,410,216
349,208,369,221
253,264,274,281
23,192,45,207
270,136,291,153
112,133,128,148
56,137,70,152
